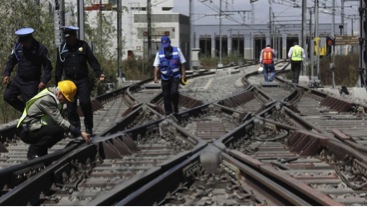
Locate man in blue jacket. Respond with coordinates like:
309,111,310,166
153,35,186,115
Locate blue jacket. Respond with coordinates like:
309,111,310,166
158,47,181,80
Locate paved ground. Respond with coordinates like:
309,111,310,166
315,86,367,106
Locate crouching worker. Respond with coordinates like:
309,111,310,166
17,80,91,160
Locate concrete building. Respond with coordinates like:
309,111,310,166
61,0,351,62
193,22,348,60
63,0,189,60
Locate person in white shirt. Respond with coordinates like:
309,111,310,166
153,35,186,115
288,42,306,84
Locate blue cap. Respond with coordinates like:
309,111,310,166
15,28,34,36
61,26,79,37
61,26,79,31
161,35,171,48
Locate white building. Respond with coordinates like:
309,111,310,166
61,0,355,62
63,0,190,60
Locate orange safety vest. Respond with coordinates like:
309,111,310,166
262,48,273,64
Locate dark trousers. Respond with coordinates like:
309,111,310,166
66,78,93,131
291,61,302,83
263,63,276,82
20,125,64,157
161,78,180,115
3,76,38,112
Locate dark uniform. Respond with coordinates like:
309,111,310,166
2,28,52,112
55,26,104,135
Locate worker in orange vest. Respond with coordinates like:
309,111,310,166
259,44,276,82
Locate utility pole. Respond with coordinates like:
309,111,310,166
272,12,275,49
218,0,223,67
359,0,366,88
117,0,123,80
251,3,255,24
60,0,65,31
269,0,272,46
77,0,84,40
189,0,193,70
331,0,336,88
301,0,307,75
309,8,315,85
99,0,103,54
237,30,240,65
147,0,152,59
351,17,354,35
340,0,345,54
53,0,65,47
341,0,345,34
315,0,320,82
260,32,263,50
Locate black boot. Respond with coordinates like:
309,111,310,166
27,151,39,160
27,145,47,160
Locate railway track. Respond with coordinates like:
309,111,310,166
224,115,366,206
0,62,366,205
25,120,205,206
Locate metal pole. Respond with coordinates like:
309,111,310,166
359,0,366,88
250,32,252,59
351,18,353,36
272,12,275,49
99,0,102,54
278,31,281,58
237,30,240,65
219,0,223,67
117,0,123,80
310,8,314,79
147,0,152,59
331,68,336,88
315,0,320,80
332,0,335,61
269,0,272,45
77,0,84,40
251,3,255,24
189,0,193,70
302,0,307,75
53,0,62,47
260,32,263,51
341,0,344,54
341,0,345,34
61,0,65,28
331,0,336,88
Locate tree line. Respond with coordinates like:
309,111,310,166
0,0,120,123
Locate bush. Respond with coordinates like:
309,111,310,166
321,54,359,86
122,56,155,80
199,54,244,69
307,54,359,87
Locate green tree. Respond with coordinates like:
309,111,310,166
0,0,55,123
84,9,118,95
66,1,126,95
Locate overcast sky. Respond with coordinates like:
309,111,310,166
171,0,360,31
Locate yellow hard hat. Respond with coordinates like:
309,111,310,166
180,77,188,85
58,80,77,102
